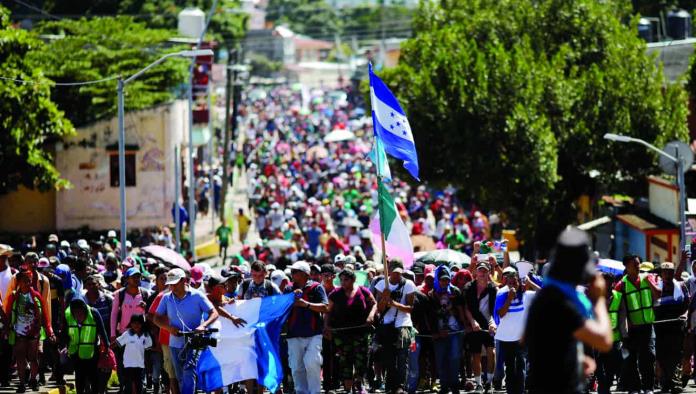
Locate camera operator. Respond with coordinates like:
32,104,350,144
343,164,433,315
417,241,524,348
153,268,218,394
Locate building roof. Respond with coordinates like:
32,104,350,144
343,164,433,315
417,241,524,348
294,37,334,50
616,212,678,232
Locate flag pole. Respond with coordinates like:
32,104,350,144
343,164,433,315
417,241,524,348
369,63,390,278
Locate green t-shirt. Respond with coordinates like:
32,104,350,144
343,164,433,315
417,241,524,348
216,226,232,245
446,233,466,250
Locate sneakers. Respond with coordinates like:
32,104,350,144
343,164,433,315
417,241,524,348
15,383,25,394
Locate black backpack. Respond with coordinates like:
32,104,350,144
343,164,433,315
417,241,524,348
240,278,275,298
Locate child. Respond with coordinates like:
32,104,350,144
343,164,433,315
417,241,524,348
114,314,152,394
5,270,54,393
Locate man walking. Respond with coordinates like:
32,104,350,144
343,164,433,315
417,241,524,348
285,261,329,394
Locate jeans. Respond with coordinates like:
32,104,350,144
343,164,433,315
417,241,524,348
149,351,163,392
623,324,656,392
656,324,685,392
499,341,525,394
72,355,99,394
434,333,463,393
287,335,323,394
406,337,421,393
494,339,505,383
596,342,621,394
169,346,200,394
381,336,409,393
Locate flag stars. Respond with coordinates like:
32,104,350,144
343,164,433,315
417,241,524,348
390,112,395,117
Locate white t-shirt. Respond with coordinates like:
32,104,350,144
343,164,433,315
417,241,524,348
117,330,152,368
375,278,416,328
494,288,535,342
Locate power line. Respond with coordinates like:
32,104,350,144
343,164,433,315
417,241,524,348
10,0,61,20
0,74,120,86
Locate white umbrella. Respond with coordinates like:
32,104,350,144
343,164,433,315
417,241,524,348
597,259,624,276
266,239,293,250
340,217,364,228
324,128,356,143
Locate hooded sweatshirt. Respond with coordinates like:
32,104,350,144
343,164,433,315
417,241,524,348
61,295,110,349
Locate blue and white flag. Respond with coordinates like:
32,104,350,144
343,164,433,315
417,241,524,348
369,64,420,181
368,136,392,182
197,294,295,392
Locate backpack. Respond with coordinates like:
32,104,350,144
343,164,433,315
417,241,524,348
240,278,275,298
378,277,407,324
116,287,150,327
287,282,321,331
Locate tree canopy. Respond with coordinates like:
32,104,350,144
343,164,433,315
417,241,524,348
380,0,689,251
0,6,74,194
28,16,190,127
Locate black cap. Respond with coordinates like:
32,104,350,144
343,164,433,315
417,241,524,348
206,273,228,287
547,226,595,284
412,261,425,275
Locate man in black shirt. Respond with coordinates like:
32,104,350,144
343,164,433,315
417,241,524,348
464,262,498,392
525,227,612,394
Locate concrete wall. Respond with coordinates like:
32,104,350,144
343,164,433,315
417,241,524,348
55,101,188,231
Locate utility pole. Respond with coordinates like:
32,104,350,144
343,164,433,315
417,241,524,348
219,47,239,224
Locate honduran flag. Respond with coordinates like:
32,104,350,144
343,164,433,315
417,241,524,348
369,180,414,269
197,294,295,392
369,63,420,181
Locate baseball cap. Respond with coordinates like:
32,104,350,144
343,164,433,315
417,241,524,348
25,252,39,263
502,266,518,276
206,273,228,287
389,259,404,274
36,257,51,269
190,266,205,284
107,230,117,238
334,254,346,264
660,262,675,271
124,267,141,278
270,270,288,288
476,262,490,271
77,239,89,250
59,240,70,248
48,234,59,243
290,261,311,275
165,268,186,285
639,262,654,273
0,244,13,257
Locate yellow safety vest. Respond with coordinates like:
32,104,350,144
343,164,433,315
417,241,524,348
65,307,97,360
618,274,655,326
608,290,622,342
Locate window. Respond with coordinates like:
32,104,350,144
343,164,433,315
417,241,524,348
110,152,136,187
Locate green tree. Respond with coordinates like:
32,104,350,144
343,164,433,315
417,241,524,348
266,0,342,37
0,6,74,194
380,0,688,251
28,16,189,127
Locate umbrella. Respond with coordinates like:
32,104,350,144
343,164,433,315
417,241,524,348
416,249,471,266
597,259,624,276
140,245,191,271
340,217,364,228
324,128,356,143
306,145,329,161
266,239,293,250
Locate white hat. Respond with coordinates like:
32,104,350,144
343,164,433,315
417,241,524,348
289,261,311,275
165,268,187,285
126,240,132,249
107,230,117,238
270,270,288,288
60,240,70,248
344,255,356,264
334,254,346,264
77,239,89,250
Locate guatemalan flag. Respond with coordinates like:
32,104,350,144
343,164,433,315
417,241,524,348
197,294,295,392
369,64,420,181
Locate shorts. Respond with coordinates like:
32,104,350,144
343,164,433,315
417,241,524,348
467,330,494,353
162,345,175,379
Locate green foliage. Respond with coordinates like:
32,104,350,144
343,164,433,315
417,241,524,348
0,6,74,194
266,0,341,38
28,16,190,127
382,0,688,250
247,53,282,77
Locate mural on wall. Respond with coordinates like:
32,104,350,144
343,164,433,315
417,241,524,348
56,101,185,230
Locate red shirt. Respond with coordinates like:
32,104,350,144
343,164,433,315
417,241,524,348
148,292,170,346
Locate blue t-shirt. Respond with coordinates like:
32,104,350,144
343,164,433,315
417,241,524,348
307,228,322,253
155,289,214,348
284,281,328,338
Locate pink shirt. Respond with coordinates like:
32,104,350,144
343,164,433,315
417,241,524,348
110,288,147,336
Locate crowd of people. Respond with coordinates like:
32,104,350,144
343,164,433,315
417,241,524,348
1,83,695,394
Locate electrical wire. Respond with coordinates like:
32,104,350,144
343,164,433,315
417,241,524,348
0,74,120,86
10,0,61,20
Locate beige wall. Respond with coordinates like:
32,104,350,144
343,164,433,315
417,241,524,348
55,101,188,231
0,186,55,233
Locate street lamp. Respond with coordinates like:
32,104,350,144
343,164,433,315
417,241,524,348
603,132,688,259
117,49,214,260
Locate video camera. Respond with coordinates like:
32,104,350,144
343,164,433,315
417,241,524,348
182,328,219,349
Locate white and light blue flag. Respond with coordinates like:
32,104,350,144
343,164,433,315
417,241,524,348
369,64,420,181
368,136,392,182
197,294,295,393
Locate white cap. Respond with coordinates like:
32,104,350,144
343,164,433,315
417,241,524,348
107,230,117,238
126,240,132,249
60,240,70,248
77,239,89,250
270,270,288,288
289,261,311,275
165,268,187,285
334,254,346,264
